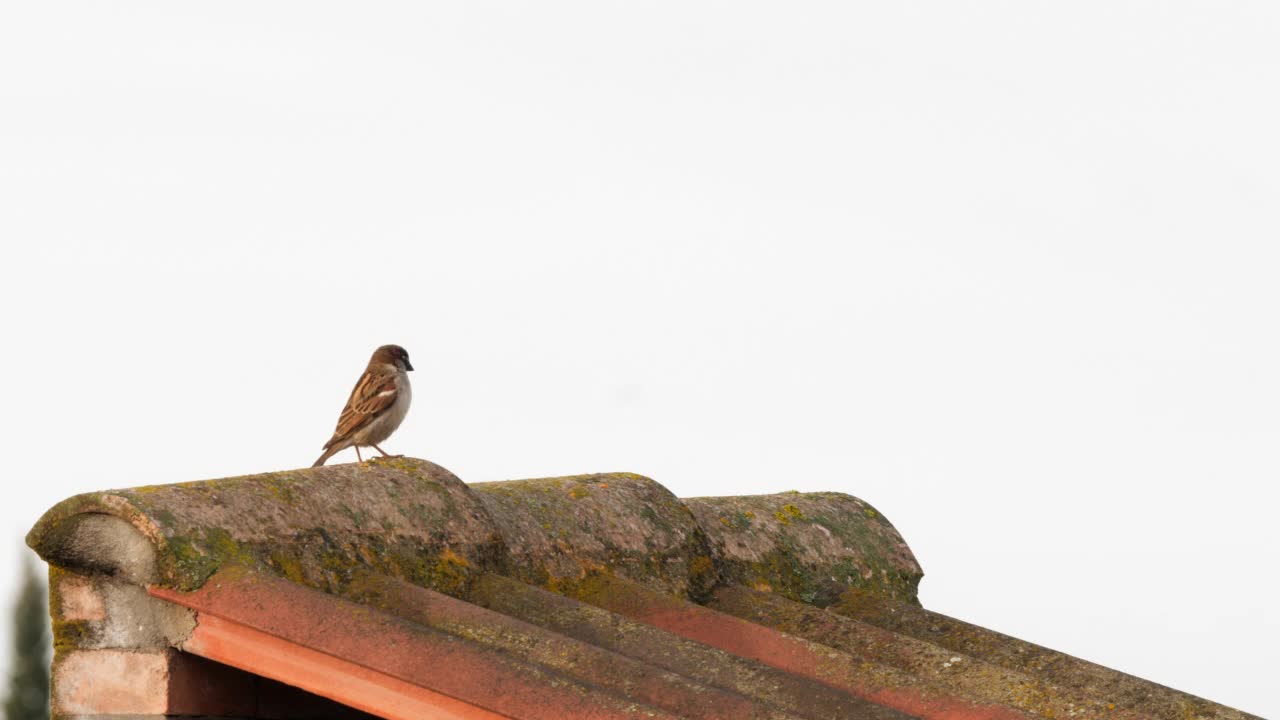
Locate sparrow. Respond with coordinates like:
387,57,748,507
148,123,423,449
312,344,414,467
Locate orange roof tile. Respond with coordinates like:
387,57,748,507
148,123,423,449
29,458,1258,720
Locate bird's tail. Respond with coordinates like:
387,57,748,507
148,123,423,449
312,445,340,468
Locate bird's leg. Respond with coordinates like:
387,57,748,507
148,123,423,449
355,446,363,463
372,444,402,458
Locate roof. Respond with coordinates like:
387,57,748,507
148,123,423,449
28,458,1258,720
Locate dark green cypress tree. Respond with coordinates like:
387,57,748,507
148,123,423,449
3,554,50,720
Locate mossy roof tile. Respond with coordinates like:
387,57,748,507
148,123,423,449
29,458,1259,720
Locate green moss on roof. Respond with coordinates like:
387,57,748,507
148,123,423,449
470,473,721,601
27,458,503,595
685,491,922,607
28,459,921,611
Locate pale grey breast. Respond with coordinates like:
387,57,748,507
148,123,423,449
353,371,412,446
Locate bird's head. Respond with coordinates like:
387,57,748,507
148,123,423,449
371,344,414,372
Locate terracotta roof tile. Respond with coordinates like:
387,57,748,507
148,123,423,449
28,458,1259,720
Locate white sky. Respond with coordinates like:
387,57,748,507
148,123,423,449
1,1,1277,716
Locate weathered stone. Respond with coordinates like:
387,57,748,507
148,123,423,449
30,459,920,608
471,472,720,599
685,491,922,606
29,458,505,596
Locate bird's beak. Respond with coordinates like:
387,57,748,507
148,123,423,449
405,360,415,372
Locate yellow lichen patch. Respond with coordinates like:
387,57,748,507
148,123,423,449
687,554,719,600
437,547,471,568
268,551,307,585
689,555,715,578
431,547,473,596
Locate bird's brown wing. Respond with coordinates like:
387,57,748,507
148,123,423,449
324,367,399,449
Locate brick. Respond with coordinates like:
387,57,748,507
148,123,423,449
55,574,105,622
52,648,257,718
53,650,169,715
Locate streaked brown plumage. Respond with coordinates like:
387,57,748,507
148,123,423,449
312,345,414,467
